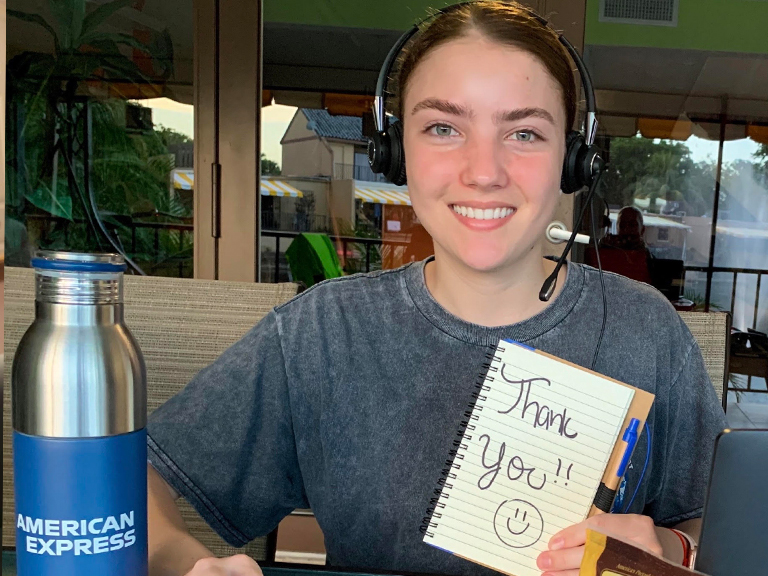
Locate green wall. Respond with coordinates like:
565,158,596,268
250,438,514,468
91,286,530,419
263,1,768,54
584,0,768,54
264,0,455,30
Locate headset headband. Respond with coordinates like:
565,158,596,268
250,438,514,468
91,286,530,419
372,1,598,146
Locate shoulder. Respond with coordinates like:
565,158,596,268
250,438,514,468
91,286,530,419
277,263,414,310
577,262,684,321
573,262,698,360
271,263,416,332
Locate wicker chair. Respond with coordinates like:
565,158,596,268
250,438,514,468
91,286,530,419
2,266,299,559
678,311,731,411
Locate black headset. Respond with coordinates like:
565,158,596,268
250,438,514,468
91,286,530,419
367,1,603,194
368,2,609,367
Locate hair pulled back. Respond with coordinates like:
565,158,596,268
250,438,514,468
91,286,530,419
390,1,577,132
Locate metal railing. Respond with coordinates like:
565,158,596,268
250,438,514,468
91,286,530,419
684,265,768,320
128,221,194,277
25,214,194,277
685,264,768,395
260,230,408,284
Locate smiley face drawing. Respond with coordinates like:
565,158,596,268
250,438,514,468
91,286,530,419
492,499,544,549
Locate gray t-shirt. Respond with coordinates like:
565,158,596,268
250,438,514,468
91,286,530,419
147,259,726,576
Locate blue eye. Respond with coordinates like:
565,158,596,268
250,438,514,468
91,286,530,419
511,130,538,142
427,124,456,137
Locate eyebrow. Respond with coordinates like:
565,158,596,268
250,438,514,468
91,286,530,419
410,98,555,126
411,98,473,118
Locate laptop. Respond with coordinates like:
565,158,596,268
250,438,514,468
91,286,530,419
695,428,768,575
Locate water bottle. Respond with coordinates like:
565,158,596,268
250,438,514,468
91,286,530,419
12,251,148,576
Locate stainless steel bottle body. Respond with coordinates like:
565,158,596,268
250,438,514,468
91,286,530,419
12,300,146,437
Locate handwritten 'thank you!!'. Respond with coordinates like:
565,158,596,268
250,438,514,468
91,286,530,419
423,340,635,576
477,372,580,494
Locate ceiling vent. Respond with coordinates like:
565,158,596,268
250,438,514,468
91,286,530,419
599,0,679,27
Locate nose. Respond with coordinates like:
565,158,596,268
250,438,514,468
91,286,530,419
460,133,509,191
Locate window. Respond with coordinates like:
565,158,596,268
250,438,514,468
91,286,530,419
585,0,768,402
5,0,194,277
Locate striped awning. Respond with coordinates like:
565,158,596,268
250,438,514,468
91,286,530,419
354,181,411,205
173,169,194,190
171,169,303,197
261,179,303,197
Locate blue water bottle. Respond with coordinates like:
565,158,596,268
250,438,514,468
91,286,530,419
12,251,148,576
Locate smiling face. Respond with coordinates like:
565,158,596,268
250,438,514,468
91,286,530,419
493,499,544,549
402,34,567,273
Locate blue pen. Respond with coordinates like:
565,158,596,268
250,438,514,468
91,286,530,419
591,417,641,514
617,418,641,478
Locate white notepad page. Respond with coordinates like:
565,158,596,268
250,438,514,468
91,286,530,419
423,340,635,576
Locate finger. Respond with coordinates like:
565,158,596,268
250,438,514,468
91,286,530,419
222,554,263,575
186,557,227,575
548,519,590,550
537,545,584,572
187,554,263,576
550,513,639,550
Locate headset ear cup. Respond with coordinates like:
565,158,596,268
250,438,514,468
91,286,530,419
385,121,407,186
368,131,390,175
561,131,585,194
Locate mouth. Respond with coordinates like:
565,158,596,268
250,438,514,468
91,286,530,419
506,519,530,535
449,203,516,231
450,204,516,221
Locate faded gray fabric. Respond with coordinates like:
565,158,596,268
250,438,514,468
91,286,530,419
147,259,726,576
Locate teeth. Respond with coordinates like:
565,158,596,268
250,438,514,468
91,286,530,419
452,205,514,220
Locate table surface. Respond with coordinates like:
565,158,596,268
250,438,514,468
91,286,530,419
1,550,415,576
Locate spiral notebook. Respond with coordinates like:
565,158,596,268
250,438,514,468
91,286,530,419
421,339,654,576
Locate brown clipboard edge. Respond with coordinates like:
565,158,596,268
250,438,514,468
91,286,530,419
527,346,656,518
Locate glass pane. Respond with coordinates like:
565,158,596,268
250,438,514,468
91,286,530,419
6,0,194,277
259,96,434,284
682,270,733,313
585,4,768,408
714,136,768,267
597,133,718,259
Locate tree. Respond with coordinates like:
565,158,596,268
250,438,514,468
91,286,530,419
599,136,714,217
7,0,174,216
155,125,193,147
261,153,281,175
754,144,768,177
5,1,189,273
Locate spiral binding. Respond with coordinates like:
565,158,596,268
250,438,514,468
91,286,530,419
419,342,506,537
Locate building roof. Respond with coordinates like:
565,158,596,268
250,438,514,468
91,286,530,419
302,108,366,143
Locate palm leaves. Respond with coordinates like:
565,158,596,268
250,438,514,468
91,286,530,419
7,0,188,274
8,0,172,89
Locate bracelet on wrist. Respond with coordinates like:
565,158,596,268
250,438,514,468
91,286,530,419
669,528,697,568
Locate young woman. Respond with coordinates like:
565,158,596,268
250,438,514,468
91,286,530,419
146,3,726,575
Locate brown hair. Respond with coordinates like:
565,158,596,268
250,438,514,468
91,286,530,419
390,1,577,133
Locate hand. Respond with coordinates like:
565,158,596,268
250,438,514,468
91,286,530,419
183,554,263,576
536,514,663,576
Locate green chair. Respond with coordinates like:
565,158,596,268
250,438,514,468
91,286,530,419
285,233,344,288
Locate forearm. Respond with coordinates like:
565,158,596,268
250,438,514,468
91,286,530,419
148,465,216,576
